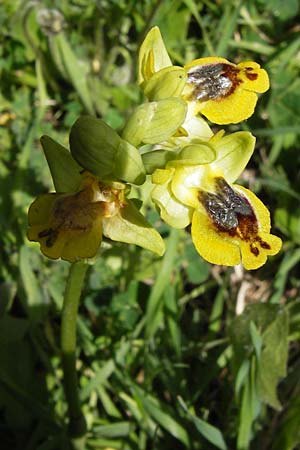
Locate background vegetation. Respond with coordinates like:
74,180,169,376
1,0,300,449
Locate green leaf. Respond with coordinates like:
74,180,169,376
146,229,180,337
0,315,29,345
102,200,165,256
132,386,190,447
93,421,131,438
122,98,187,147
229,303,279,356
257,309,289,410
41,135,82,192
237,374,255,450
0,282,16,317
178,397,227,450
51,33,94,114
164,284,181,357
249,321,263,359
19,245,45,321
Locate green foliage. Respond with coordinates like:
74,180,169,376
0,0,299,449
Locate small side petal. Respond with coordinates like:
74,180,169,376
151,183,192,229
103,200,165,256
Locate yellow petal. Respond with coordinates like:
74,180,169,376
240,233,282,270
171,166,205,208
152,168,174,185
184,56,231,72
61,217,103,262
237,61,270,93
234,185,271,232
199,89,258,124
192,209,241,266
192,179,282,270
183,58,269,124
40,230,69,260
28,193,62,226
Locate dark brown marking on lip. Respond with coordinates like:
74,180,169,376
256,236,271,250
199,178,256,235
198,178,272,258
245,67,258,81
38,228,59,247
186,63,241,102
250,243,259,256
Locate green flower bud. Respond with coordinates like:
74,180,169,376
122,98,187,147
142,66,187,101
70,116,146,185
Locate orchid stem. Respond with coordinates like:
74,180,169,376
61,261,88,438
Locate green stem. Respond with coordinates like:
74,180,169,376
61,261,88,438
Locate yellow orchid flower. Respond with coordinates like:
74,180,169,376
27,173,124,262
151,132,281,270
183,57,269,125
28,171,165,262
191,177,282,270
139,27,269,125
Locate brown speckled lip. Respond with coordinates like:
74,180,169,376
186,63,259,102
186,63,242,102
199,178,271,257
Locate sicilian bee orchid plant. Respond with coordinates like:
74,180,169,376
27,26,281,438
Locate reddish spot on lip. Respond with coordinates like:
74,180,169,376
245,68,258,81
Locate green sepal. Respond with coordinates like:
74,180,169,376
69,116,145,185
114,140,146,185
142,66,187,101
142,150,176,174
102,200,165,256
211,131,256,183
40,135,82,193
138,26,172,85
122,98,187,147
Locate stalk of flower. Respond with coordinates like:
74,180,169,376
138,27,269,125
